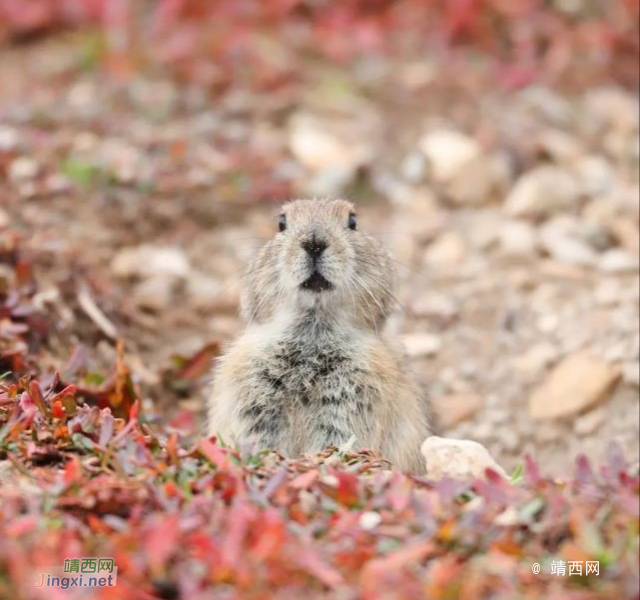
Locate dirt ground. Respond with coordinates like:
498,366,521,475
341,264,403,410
1,35,638,475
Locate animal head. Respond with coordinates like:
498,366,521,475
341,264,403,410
241,199,397,329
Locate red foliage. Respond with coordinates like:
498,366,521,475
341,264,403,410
0,0,637,88
1,373,638,599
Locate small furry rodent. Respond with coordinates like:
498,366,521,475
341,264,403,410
207,199,432,472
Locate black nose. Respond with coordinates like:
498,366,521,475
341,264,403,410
301,237,328,259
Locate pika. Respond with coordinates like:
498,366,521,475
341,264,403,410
207,199,433,472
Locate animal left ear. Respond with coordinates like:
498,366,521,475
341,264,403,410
347,213,357,230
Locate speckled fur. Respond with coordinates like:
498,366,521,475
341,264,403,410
207,199,432,472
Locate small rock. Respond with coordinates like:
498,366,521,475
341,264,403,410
288,113,370,174
574,408,606,436
419,129,481,183
446,156,496,206
358,512,382,530
400,151,427,183
513,342,559,377
528,352,621,420
402,333,442,358
584,87,639,133
539,217,597,266
0,125,19,151
499,220,538,257
132,275,176,311
421,436,507,480
186,271,223,310
112,245,191,279
534,422,565,443
424,231,466,267
575,155,614,196
609,218,640,254
505,166,579,218
598,249,639,274
536,314,560,333
497,429,520,453
622,361,640,387
433,393,483,429
594,279,623,307
8,157,39,182
410,294,459,321
537,129,583,163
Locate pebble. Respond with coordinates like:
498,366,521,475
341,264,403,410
433,393,483,430
410,294,459,320
400,150,427,183
186,271,223,310
528,352,621,419
622,362,640,388
499,220,538,257
132,275,177,311
497,429,520,453
402,333,442,358
598,249,639,274
421,436,507,480
505,166,579,218
594,279,624,307
574,409,606,436
419,129,481,183
446,156,496,206
575,155,614,196
0,125,19,151
538,218,597,266
513,342,559,377
8,157,39,182
358,512,382,531
112,245,191,279
288,112,370,174
424,231,466,267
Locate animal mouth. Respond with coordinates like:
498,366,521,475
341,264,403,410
301,271,333,292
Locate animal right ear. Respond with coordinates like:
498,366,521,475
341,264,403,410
278,214,287,232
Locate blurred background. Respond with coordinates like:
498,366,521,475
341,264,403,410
0,0,638,473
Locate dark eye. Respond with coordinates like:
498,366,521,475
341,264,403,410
347,213,357,230
278,214,287,232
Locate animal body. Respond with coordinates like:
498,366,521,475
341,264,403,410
207,199,433,472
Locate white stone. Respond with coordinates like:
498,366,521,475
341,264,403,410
598,249,639,274
112,245,191,279
402,333,442,358
505,166,579,218
575,155,614,196
499,220,538,257
0,125,19,151
424,232,466,267
421,436,507,480
513,343,560,376
400,151,427,182
538,217,597,266
132,275,176,311
419,129,481,183
8,157,39,182
288,113,370,173
584,87,639,133
359,512,382,530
